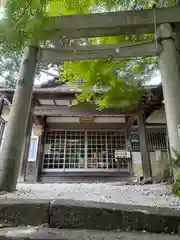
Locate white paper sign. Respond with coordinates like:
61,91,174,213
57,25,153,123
155,150,161,161
115,150,131,158
115,150,126,158
131,152,142,164
44,144,51,154
28,137,39,162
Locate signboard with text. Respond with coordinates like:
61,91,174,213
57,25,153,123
79,115,94,123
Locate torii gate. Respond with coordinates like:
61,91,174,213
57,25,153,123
0,7,180,191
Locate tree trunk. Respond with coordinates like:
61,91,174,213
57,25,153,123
0,46,38,192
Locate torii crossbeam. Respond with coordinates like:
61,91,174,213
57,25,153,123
41,40,161,63
46,7,180,38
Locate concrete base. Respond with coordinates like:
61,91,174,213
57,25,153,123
40,172,136,183
25,162,38,182
0,227,179,240
0,199,179,234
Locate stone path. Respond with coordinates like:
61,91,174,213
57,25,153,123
0,182,179,207
0,227,179,239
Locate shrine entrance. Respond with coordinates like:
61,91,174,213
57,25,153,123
1,6,180,190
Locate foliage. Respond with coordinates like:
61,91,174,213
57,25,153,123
172,174,180,197
0,0,177,102
48,0,176,109
170,148,180,170
59,35,158,109
0,0,50,52
1,0,155,50
52,0,160,109
0,51,21,88
169,148,180,197
0,49,60,88
61,56,158,109
0,0,50,86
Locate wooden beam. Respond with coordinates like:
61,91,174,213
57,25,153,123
33,105,126,116
46,7,180,39
32,115,43,124
125,116,136,129
0,99,4,117
37,94,75,100
32,96,41,106
144,103,162,119
40,40,161,63
0,92,12,106
36,117,46,182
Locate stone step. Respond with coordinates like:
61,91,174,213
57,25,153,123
0,199,179,234
49,199,180,234
0,227,179,240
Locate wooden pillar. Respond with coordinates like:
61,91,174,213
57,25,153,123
0,46,38,191
18,107,33,182
125,128,133,174
138,111,152,179
0,99,5,146
36,117,46,182
25,115,45,182
158,23,180,157
0,98,4,117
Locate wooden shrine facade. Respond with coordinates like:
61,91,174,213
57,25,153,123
0,84,169,183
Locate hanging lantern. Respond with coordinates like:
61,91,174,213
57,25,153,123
33,124,42,136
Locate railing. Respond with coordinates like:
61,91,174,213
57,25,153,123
130,127,167,151
0,117,5,146
42,130,129,171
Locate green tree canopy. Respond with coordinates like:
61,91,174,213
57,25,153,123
0,51,20,88
0,0,177,106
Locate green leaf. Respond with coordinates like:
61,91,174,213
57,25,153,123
0,0,175,92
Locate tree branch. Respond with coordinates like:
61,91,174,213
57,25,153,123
40,69,59,77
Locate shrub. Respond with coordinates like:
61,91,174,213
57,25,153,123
172,174,180,197
169,149,180,196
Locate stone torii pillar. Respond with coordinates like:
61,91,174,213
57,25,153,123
0,46,39,191
158,23,180,160
18,105,33,182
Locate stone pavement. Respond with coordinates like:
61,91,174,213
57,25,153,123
0,227,179,240
0,183,178,207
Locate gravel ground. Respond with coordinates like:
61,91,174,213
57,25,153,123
0,182,179,208
0,227,179,239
